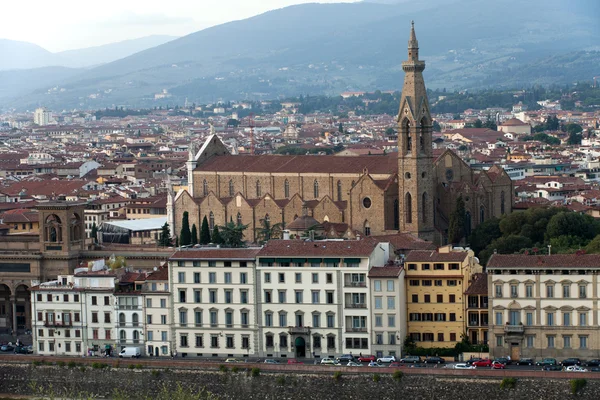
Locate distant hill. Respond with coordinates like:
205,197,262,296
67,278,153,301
0,39,64,70
56,35,178,68
2,0,598,110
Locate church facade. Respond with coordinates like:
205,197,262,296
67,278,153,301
171,24,513,244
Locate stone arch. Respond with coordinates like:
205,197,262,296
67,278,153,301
394,198,399,230
419,117,428,152
500,191,505,215
44,214,62,242
70,212,82,242
119,312,125,326
256,180,261,198
203,179,208,197
422,192,428,223
284,179,290,199
229,180,234,197
337,180,342,201
405,192,413,224
401,118,411,154
313,180,319,198
237,212,242,226
209,211,215,231
363,220,371,236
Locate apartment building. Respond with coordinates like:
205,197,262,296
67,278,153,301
368,265,406,359
142,266,172,357
169,248,261,358
115,272,145,352
255,239,389,359
404,246,481,349
31,271,117,356
465,272,489,346
488,254,599,360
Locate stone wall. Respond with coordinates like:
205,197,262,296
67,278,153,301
0,362,599,400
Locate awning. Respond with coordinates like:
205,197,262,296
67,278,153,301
344,258,361,264
259,258,274,263
291,258,306,263
276,258,291,263
324,258,341,263
307,258,322,263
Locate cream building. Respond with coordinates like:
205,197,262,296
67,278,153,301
31,271,117,356
169,248,261,359
488,254,599,361
142,266,172,357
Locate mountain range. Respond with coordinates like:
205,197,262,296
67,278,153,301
1,0,599,111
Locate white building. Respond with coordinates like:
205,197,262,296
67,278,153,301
34,108,51,126
142,266,173,357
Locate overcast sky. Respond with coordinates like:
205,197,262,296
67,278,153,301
2,0,359,52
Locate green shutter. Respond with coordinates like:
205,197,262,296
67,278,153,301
307,258,322,263
291,258,305,263
344,258,361,264
259,258,274,263
276,258,291,263
323,258,341,263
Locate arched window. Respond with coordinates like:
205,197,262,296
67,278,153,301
422,192,428,223
480,205,485,223
119,313,125,327
132,313,139,327
284,179,290,198
465,211,472,237
500,191,505,215
237,212,242,226
337,180,342,201
265,214,270,225
256,180,261,197
133,330,140,343
119,330,126,342
45,214,62,242
403,119,411,153
364,221,371,237
229,180,234,197
405,192,413,224
70,213,81,242
393,199,399,230
313,180,319,198
209,212,215,231
420,117,427,152
203,179,208,196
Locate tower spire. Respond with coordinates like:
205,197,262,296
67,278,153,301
408,20,419,61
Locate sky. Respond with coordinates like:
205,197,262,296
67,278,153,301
1,0,359,52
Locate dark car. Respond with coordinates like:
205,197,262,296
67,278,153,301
536,358,557,366
586,359,600,367
516,358,534,366
494,357,510,365
542,365,562,371
14,345,32,354
425,356,445,364
336,354,355,363
399,355,422,363
466,357,482,365
561,358,582,367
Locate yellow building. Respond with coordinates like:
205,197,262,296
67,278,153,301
0,209,39,234
404,246,481,349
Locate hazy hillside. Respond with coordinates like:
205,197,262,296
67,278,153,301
2,0,598,110
0,39,64,70
57,35,178,68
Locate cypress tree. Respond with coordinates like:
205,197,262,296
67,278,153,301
212,226,223,245
158,222,171,247
191,224,198,245
200,216,211,245
180,211,191,245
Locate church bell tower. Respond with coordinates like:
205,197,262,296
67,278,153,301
397,21,434,241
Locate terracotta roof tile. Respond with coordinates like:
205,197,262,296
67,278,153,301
404,250,468,263
368,265,403,278
464,272,488,295
487,254,600,269
257,239,379,257
170,248,262,260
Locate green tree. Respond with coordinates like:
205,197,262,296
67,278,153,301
469,217,501,255
190,224,198,245
474,119,483,128
227,118,240,127
567,131,582,145
90,223,98,244
432,120,441,132
385,127,395,136
219,218,248,248
200,216,211,245
158,222,171,247
447,196,466,244
255,217,283,244
212,226,223,244
338,122,344,133
180,211,191,246
585,235,600,253
566,123,583,135
546,212,598,241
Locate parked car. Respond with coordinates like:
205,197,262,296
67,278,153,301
377,355,396,363
566,365,588,372
357,355,376,363
225,358,241,363
320,357,338,365
14,345,32,354
536,358,557,366
491,361,506,369
466,357,482,365
494,357,510,365
287,359,304,365
472,359,493,368
389,362,403,368
0,344,14,352
368,361,385,367
425,356,445,364
399,355,422,363
347,361,363,367
561,358,582,367
336,354,355,363
586,359,600,367
263,359,280,364
542,365,562,371
516,358,534,366
454,363,476,369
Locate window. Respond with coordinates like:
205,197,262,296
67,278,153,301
437,294,443,303
160,299,166,308
225,311,233,328
434,280,443,286
313,180,319,198
495,312,503,326
409,313,421,321
326,273,333,284
495,285,502,298
409,280,419,286
210,310,218,327
510,285,518,298
408,263,417,270
312,273,319,283
196,335,203,348
278,312,287,327
209,290,217,303
256,180,261,197
388,315,396,327
194,290,202,303
279,273,285,283
278,290,287,303
525,285,533,298
547,335,555,348
178,272,185,283
434,263,444,271
229,180,234,197
435,313,446,322
424,294,430,303
265,312,273,327
211,335,219,348
104,312,111,323
563,312,571,327
224,272,232,284
450,333,456,342
376,334,383,345
449,294,455,303
375,315,383,327
209,272,216,283
422,263,431,270
327,314,335,328
580,336,588,349
387,297,395,309
264,272,271,283
437,333,444,342
374,280,382,291
546,284,554,298
547,312,555,326
179,310,188,326
387,280,394,291
327,336,335,349
579,312,587,326
240,290,248,304
411,294,418,303
224,290,232,304
422,333,434,342
422,280,432,286
195,311,202,326
295,273,302,283
563,285,570,298
240,272,247,284
449,263,459,270
203,179,208,196
496,335,503,347
179,290,186,303
526,312,533,326
92,312,98,323
526,335,534,348
264,290,272,303
312,314,320,328
447,280,457,287
375,297,382,309
563,335,572,348
326,291,334,304
241,311,249,327
312,291,320,304
284,179,290,198
91,296,97,305
579,285,587,299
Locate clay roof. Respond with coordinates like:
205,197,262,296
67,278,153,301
464,272,488,295
145,266,168,281
170,248,261,260
257,239,379,257
195,154,398,174
286,215,321,230
404,250,468,263
501,118,528,126
370,233,436,251
368,265,403,278
487,254,600,269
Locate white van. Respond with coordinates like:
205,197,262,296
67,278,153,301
119,347,141,358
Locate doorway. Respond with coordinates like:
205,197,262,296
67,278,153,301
510,343,520,360
295,337,306,358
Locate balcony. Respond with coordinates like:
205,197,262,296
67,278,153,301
344,281,366,288
288,326,311,335
44,320,72,327
504,324,524,334
345,327,367,333
345,303,367,309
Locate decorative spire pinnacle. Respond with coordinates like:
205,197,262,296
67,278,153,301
408,20,419,61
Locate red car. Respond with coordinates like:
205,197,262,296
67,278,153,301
491,361,506,369
287,359,304,365
472,359,493,367
358,355,376,363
